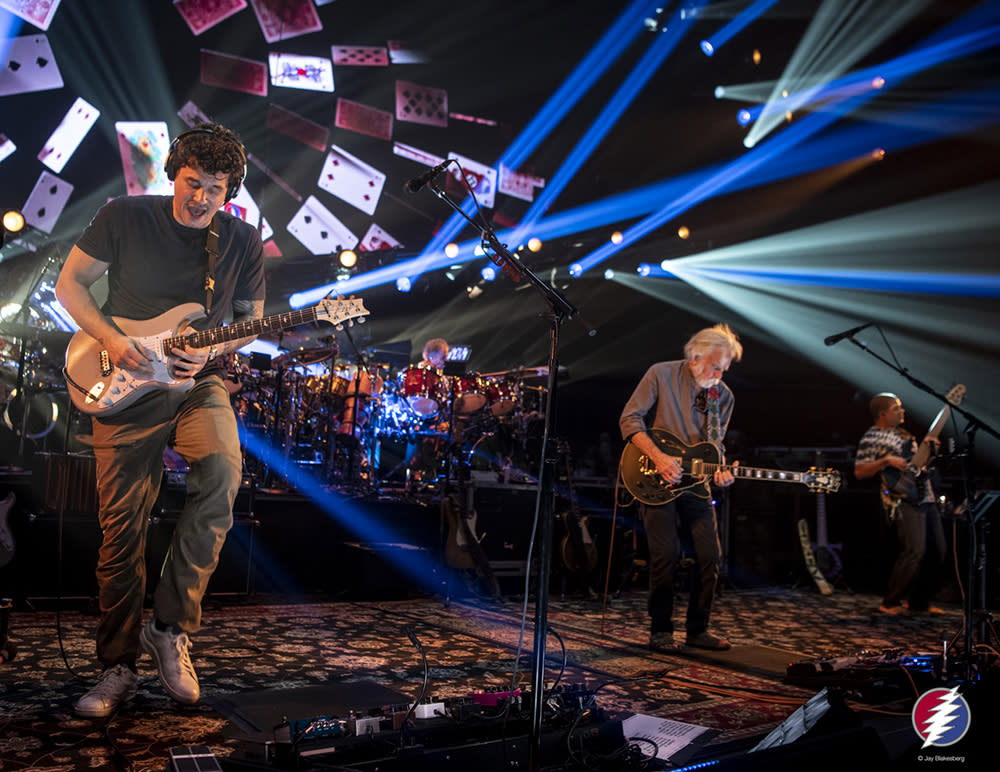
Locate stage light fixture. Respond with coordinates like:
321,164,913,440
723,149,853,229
678,226,690,239
700,40,714,56
481,265,497,282
753,49,762,65
604,269,615,279
637,263,651,276
2,209,24,233
872,76,885,89
396,277,412,293
445,242,459,258
339,249,357,268
715,85,726,98
569,263,582,277
872,148,886,160
738,109,753,126
611,231,624,244
1,208,25,246
527,237,542,252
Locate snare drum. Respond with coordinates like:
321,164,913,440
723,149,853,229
482,376,519,417
450,372,487,415
399,365,443,417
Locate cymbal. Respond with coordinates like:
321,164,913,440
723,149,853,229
292,346,339,366
0,323,73,348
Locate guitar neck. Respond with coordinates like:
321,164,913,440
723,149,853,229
166,307,320,350
692,460,811,486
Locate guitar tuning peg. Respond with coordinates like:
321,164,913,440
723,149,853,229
348,320,354,327
357,317,365,324
335,324,344,331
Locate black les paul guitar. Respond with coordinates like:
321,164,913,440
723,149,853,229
620,429,842,506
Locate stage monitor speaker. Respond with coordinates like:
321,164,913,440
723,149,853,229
691,688,889,771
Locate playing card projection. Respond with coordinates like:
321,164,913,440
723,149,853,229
115,121,172,196
287,195,358,255
499,163,546,203
0,34,63,96
200,49,268,96
360,223,401,252
226,185,261,230
331,45,388,67
395,81,448,128
269,52,334,92
335,98,393,141
0,134,16,164
177,100,212,128
0,0,63,31
387,40,426,64
173,0,247,36
39,97,100,174
22,170,73,234
392,142,445,168
266,103,329,151
249,0,322,43
317,145,386,216
446,152,498,209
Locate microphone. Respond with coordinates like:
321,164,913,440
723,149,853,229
824,322,874,346
403,159,452,193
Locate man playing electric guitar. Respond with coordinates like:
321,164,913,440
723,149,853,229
620,324,742,654
854,393,946,616
55,123,265,718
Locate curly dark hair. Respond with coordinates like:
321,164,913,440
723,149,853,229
171,122,246,190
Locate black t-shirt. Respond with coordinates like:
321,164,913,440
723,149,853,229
75,195,265,375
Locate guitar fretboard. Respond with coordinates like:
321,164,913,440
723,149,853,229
689,460,807,484
164,308,321,351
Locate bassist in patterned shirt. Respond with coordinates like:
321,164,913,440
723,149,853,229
854,393,946,616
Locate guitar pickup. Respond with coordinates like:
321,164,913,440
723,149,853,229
99,349,112,377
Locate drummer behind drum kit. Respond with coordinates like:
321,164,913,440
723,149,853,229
226,347,547,492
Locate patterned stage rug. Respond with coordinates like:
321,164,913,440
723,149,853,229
0,587,970,771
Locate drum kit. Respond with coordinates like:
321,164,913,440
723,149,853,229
226,348,547,494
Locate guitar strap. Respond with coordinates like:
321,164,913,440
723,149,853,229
204,213,220,314
705,386,721,449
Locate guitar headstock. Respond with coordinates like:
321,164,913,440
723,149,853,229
945,384,966,407
806,467,842,494
315,296,370,329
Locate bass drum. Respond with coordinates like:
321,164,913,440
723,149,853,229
398,365,443,417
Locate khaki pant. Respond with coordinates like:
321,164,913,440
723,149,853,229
89,376,242,667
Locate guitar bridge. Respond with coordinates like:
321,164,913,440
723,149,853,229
99,350,112,378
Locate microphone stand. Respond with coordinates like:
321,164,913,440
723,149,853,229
842,333,1000,683
424,177,594,768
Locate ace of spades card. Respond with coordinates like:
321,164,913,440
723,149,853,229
317,145,386,216
287,195,358,255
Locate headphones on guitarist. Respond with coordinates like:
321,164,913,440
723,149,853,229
164,125,248,202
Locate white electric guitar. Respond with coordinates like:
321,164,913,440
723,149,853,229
64,296,369,417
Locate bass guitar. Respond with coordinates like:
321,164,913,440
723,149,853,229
620,429,842,506
880,384,965,521
64,296,369,417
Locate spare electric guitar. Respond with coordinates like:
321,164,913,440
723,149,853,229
879,384,965,521
64,296,369,417
797,452,842,596
557,441,598,597
620,429,842,506
442,463,501,599
0,491,15,568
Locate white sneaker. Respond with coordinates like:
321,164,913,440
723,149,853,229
74,663,138,718
140,621,200,704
